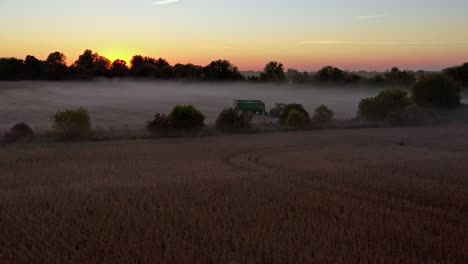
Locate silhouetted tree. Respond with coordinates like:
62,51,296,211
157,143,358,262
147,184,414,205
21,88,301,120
130,55,145,69
260,61,286,81
443,63,468,87
286,69,310,83
45,52,67,80
47,52,66,66
75,49,97,69
0,58,24,80
110,60,129,77
344,73,362,84
315,66,345,82
412,74,462,107
203,60,244,81
154,58,173,79
1,49,466,87
173,63,203,80
246,75,261,82
93,56,111,77
370,74,385,84
71,49,110,78
130,55,157,77
24,55,42,80
383,67,415,85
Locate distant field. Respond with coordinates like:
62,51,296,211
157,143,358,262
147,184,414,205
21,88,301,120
0,81,391,131
1,126,467,263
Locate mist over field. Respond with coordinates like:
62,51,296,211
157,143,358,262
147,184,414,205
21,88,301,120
0,81,402,131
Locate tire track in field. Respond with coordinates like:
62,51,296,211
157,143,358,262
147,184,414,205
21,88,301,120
222,145,467,227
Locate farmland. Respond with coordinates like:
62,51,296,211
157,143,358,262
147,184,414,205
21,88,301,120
0,81,392,131
0,125,467,263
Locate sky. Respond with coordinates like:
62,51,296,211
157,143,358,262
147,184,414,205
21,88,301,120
1,0,468,71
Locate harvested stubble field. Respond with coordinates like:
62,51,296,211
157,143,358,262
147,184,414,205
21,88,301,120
0,126,467,263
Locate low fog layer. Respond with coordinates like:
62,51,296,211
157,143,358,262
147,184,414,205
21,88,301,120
1,81,465,131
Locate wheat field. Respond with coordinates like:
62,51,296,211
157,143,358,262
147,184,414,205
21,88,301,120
0,126,467,263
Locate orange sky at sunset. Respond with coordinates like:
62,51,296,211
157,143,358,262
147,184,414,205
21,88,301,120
1,0,467,71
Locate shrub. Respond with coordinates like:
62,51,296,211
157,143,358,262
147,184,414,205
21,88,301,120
286,109,308,128
168,105,205,130
146,113,172,134
52,108,92,139
215,107,252,132
399,104,437,125
358,89,411,122
412,74,462,107
280,104,310,124
4,123,34,142
313,105,334,124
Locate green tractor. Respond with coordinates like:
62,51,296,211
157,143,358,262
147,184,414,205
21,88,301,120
234,100,268,117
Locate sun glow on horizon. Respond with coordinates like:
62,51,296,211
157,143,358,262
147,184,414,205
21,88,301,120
99,49,135,66
1,0,468,71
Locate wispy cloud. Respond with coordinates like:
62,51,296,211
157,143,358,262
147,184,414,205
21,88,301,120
299,40,445,46
354,14,385,20
211,46,235,50
152,0,180,5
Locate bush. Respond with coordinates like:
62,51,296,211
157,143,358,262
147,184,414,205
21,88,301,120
168,105,205,130
286,110,309,128
52,108,92,139
146,113,172,134
215,107,252,132
412,74,462,107
399,104,437,125
280,104,310,124
313,105,334,124
4,123,34,142
358,89,411,122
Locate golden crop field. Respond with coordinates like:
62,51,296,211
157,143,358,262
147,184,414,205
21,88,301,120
0,126,467,263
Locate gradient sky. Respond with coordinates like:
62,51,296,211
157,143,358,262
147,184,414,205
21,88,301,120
1,0,468,71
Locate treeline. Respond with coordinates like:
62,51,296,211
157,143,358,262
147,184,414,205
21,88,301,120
0,49,467,87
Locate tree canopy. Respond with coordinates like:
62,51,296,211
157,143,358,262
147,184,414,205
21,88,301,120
203,60,244,81
443,62,468,87
0,50,463,86
260,61,286,81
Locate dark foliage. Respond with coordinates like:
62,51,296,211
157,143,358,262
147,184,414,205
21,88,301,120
146,113,172,134
285,69,311,83
69,49,111,79
0,52,68,80
0,58,25,80
129,56,174,79
110,60,130,77
3,123,35,142
443,62,468,87
285,110,308,128
168,105,205,130
279,104,310,124
246,75,261,82
215,107,252,132
315,66,346,82
412,74,462,107
0,50,464,86
45,52,68,80
312,105,334,124
358,89,411,122
24,55,43,80
260,61,286,81
52,108,92,139
344,74,362,84
173,64,203,80
383,67,416,86
203,60,244,81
